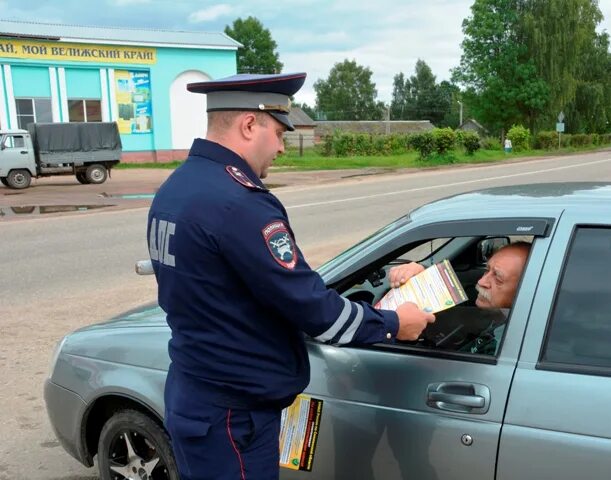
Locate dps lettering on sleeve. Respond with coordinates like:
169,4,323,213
149,218,176,267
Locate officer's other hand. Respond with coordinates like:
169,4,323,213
388,263,425,288
395,302,435,341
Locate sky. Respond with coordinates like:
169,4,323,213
1,0,609,106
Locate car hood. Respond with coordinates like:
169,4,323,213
74,303,167,333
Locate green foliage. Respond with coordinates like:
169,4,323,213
224,17,283,74
600,134,611,145
481,136,502,150
314,60,384,120
409,132,436,158
432,128,456,154
571,133,592,147
507,124,531,151
534,131,558,149
452,0,549,134
462,131,481,155
322,132,412,157
391,60,453,125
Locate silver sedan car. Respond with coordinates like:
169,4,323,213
45,183,611,479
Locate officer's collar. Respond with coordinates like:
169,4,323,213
188,138,266,190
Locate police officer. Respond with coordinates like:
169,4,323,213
147,72,435,480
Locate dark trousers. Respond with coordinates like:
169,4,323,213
165,403,281,480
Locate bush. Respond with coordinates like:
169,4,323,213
462,131,481,155
432,128,456,155
571,133,592,147
534,131,557,150
560,133,572,148
507,124,531,151
600,133,611,145
409,132,435,158
321,135,334,156
481,136,502,150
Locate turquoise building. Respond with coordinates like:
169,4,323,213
0,20,239,162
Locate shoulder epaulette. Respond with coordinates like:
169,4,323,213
226,166,268,192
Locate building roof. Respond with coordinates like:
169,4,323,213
288,107,316,127
0,19,241,50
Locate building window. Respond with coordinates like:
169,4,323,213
15,98,53,129
68,99,102,122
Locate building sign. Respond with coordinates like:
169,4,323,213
0,39,156,64
114,70,153,134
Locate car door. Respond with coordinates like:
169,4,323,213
0,134,29,176
497,212,611,479
282,217,555,480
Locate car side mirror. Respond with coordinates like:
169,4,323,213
0,144,5,150
477,237,510,265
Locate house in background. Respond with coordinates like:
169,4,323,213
0,19,240,163
458,118,487,137
314,120,433,141
285,106,316,147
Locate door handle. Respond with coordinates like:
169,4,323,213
20,151,27,154
428,391,484,408
427,382,490,414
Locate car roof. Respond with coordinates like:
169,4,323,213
411,182,611,222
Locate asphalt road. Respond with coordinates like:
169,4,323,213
1,149,611,479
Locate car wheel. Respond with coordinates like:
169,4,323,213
76,172,89,184
0,177,8,186
85,164,108,184
97,409,179,480
6,169,32,189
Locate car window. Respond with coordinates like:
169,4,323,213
3,135,24,148
541,227,611,372
342,234,534,360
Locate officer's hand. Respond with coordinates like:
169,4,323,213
395,302,435,341
388,263,425,288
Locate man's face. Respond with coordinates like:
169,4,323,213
250,115,286,179
475,247,528,309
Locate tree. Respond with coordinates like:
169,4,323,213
224,17,283,74
452,0,549,134
519,0,610,133
296,102,317,120
391,60,453,125
314,60,384,120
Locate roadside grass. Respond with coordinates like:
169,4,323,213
116,144,609,170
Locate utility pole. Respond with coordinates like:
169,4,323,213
385,105,391,135
457,100,463,127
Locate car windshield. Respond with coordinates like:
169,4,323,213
316,213,412,277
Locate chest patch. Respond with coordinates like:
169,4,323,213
262,221,297,270
226,165,265,190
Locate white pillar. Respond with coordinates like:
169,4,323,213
49,67,61,122
99,68,110,122
57,67,69,122
0,65,8,129
3,65,17,129
107,68,118,121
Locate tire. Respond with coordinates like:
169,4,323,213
0,177,8,187
76,172,89,184
85,164,108,184
6,169,31,189
97,409,179,480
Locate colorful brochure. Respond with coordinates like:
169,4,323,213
279,395,323,472
375,260,468,313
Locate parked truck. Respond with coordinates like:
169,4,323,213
0,122,122,189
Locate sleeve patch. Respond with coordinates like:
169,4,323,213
226,165,266,191
262,221,297,270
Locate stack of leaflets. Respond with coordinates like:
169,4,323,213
375,259,468,313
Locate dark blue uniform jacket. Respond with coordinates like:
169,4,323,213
148,139,398,411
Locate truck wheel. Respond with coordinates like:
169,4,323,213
6,170,32,189
0,177,8,187
85,164,108,184
76,172,89,184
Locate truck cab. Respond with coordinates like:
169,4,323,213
0,129,37,189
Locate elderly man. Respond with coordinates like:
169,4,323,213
389,241,531,354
